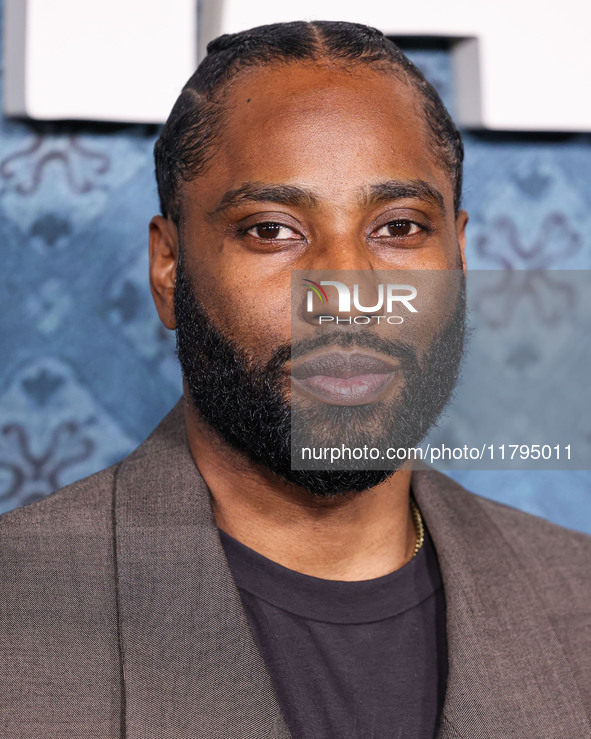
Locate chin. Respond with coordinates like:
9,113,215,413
275,467,398,500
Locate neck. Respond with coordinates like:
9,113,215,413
184,398,416,581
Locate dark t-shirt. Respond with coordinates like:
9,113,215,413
220,524,448,739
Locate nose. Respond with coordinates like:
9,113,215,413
301,274,385,325
296,262,385,329
294,234,386,326
302,236,374,273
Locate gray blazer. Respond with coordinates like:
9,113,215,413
1,400,590,738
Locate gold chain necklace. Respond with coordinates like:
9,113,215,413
410,496,425,557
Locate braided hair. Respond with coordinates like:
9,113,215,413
154,20,464,224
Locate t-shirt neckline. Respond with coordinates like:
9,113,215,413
219,525,442,624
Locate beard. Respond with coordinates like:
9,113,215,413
174,253,466,499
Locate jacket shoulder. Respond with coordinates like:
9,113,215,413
471,488,591,568
415,467,591,622
0,461,119,532
472,491,591,631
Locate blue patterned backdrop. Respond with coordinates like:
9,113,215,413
1,13,590,532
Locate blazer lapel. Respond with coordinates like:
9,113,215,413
412,469,591,739
114,400,291,739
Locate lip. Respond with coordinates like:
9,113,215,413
291,350,401,406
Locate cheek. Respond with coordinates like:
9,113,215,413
390,270,461,357
193,269,293,358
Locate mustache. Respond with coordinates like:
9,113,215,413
267,331,420,374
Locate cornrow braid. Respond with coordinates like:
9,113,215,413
154,20,464,224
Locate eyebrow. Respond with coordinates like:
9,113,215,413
361,180,446,215
208,183,318,218
208,178,446,218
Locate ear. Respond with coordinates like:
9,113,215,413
149,215,179,330
455,209,469,271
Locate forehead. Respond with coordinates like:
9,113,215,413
188,62,453,209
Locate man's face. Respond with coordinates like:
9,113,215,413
165,62,468,496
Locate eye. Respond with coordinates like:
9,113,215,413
371,220,423,238
246,222,303,240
